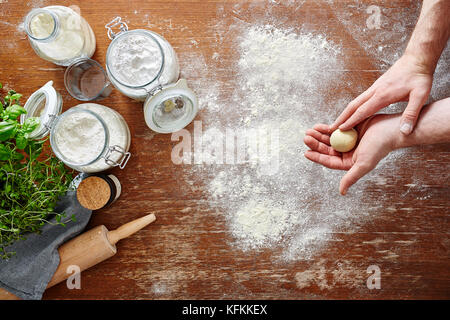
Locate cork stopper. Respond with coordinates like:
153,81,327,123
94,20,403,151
76,176,112,210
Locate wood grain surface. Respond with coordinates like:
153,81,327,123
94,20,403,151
0,0,449,300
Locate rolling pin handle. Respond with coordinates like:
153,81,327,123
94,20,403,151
107,213,156,245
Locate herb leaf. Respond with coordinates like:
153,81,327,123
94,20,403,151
15,132,28,149
5,104,26,119
0,83,73,259
0,144,10,160
0,121,16,141
22,117,40,134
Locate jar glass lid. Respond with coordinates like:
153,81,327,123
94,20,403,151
144,79,199,133
106,29,165,88
49,107,109,167
21,81,63,139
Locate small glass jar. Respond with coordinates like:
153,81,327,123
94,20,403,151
20,81,131,173
64,58,113,101
104,17,199,133
143,79,199,133
25,5,96,66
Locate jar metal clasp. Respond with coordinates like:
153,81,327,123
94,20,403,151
44,114,58,131
104,145,131,169
105,16,129,40
147,84,163,97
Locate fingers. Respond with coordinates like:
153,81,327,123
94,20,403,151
338,93,389,131
304,125,346,169
305,127,331,145
339,162,373,195
304,150,348,170
331,89,374,131
312,123,331,134
399,90,428,135
303,135,340,156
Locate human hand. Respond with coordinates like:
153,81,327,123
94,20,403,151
330,54,433,135
304,114,398,195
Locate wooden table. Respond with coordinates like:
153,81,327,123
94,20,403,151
0,0,449,300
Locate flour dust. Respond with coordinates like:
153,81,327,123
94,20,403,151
171,0,449,262
179,3,361,260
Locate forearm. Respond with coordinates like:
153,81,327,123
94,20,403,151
394,97,450,149
405,0,450,74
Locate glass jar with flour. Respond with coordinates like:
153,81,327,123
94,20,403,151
104,17,199,133
20,81,131,173
24,6,96,66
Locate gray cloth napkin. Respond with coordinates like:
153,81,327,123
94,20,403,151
0,190,92,300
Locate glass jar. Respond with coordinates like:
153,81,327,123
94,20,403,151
104,17,199,133
143,79,198,133
105,17,180,101
25,5,96,66
20,81,131,173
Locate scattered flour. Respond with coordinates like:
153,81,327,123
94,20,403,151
231,199,295,249
331,0,449,102
237,25,341,119
176,0,445,261
151,282,169,296
185,20,363,260
330,0,422,68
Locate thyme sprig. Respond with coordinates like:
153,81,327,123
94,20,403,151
0,83,74,259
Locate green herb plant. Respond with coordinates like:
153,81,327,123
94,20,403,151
0,83,74,259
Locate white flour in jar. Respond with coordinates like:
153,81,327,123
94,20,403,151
79,103,130,172
53,110,106,165
29,12,55,38
53,104,130,173
109,33,163,87
27,6,95,63
107,31,179,100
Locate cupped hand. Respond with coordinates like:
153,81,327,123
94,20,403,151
304,114,398,195
330,54,433,135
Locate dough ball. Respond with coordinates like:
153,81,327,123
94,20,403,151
330,128,358,152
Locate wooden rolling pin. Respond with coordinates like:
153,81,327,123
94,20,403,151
0,213,156,300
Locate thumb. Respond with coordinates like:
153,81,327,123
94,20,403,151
339,162,373,195
400,91,427,135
